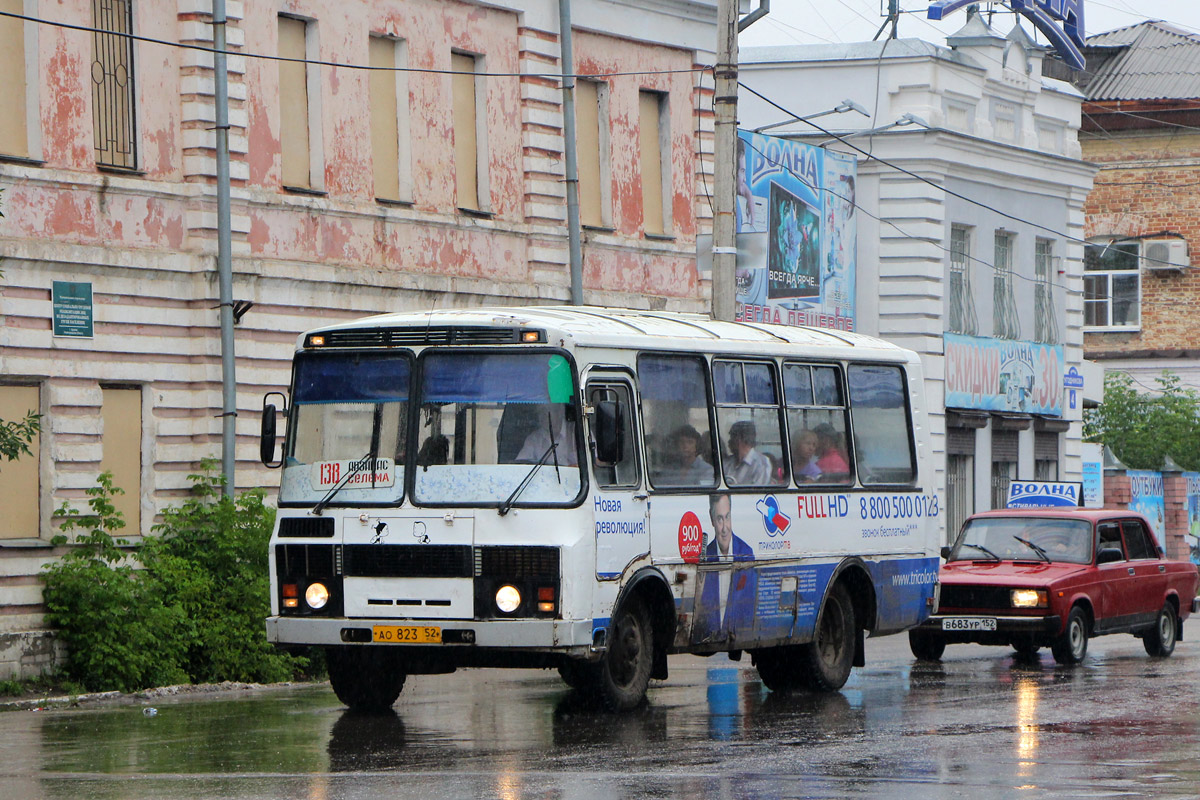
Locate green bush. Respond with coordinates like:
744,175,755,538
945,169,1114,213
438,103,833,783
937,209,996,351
42,466,309,693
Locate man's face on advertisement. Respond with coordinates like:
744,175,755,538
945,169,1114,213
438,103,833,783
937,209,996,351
711,495,733,554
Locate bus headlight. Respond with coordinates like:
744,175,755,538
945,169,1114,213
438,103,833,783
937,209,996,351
1011,589,1047,609
306,582,331,610
495,584,522,614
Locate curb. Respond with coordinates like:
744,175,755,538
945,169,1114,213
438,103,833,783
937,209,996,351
0,680,314,712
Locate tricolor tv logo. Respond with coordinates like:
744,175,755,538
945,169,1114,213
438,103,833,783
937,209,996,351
756,496,791,537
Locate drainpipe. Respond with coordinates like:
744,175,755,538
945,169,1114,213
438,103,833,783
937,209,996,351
213,0,236,496
559,0,584,305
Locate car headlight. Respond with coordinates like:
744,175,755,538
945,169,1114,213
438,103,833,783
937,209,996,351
305,581,330,610
1011,588,1047,609
495,584,522,614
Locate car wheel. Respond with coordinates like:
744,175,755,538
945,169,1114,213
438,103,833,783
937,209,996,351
1051,606,1089,665
909,630,946,661
1143,602,1178,657
798,582,856,691
580,594,654,711
1012,641,1040,660
325,647,407,711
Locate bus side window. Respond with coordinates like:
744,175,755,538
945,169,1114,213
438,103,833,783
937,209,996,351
587,383,640,488
783,363,853,486
847,364,915,485
715,360,787,487
637,354,717,489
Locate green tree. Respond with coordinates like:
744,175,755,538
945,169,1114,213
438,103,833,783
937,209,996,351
1084,371,1200,471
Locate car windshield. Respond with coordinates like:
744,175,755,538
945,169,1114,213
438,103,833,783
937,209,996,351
280,351,411,506
950,517,1093,565
411,351,582,507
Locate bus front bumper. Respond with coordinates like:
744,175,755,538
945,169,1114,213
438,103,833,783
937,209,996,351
266,615,598,652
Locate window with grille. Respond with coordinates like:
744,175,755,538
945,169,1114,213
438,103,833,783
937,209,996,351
949,224,978,334
1084,239,1140,330
992,231,1021,339
92,0,136,169
1034,238,1059,344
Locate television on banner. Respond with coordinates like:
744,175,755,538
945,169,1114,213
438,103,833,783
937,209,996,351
734,130,857,332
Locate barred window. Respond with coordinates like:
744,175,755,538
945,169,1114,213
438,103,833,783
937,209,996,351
993,231,1021,339
1034,238,1059,344
92,0,136,169
949,224,978,335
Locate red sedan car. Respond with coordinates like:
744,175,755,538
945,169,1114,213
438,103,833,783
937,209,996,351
910,508,1200,664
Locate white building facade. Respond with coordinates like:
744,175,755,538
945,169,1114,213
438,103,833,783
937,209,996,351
739,14,1099,541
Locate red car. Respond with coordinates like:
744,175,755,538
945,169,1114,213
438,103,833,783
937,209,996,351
910,508,1200,664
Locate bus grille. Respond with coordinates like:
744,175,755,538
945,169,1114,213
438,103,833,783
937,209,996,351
276,544,337,577
939,585,1012,610
278,517,334,538
476,546,559,579
316,326,534,348
343,545,473,578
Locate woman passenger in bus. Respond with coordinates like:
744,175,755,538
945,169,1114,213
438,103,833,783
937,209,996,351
662,425,714,485
813,422,850,476
790,429,822,482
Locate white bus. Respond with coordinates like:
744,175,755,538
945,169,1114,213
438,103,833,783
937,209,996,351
260,306,941,711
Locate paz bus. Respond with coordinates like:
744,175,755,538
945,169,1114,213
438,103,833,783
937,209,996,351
259,306,941,711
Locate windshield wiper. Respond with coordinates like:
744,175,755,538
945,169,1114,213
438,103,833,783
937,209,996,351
1013,535,1052,562
311,450,375,517
498,440,559,517
958,542,1001,561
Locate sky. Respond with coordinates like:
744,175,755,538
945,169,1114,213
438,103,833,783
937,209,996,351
738,0,1200,49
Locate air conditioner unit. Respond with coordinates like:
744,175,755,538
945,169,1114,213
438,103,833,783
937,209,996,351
1143,239,1189,274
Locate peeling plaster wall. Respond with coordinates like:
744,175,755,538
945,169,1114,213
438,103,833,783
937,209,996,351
0,0,716,671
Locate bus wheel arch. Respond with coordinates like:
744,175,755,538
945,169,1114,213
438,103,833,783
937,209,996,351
616,568,676,681
830,559,877,668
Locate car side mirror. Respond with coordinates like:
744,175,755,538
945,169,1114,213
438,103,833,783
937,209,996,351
260,392,288,468
592,400,625,465
1097,547,1124,565
940,545,952,560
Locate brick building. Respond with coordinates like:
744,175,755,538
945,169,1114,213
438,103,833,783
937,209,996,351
0,0,719,677
1061,22,1200,386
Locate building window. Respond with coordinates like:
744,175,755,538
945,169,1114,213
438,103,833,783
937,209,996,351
639,89,669,236
451,51,488,212
993,231,1021,339
0,0,31,158
92,0,137,169
946,452,974,544
369,35,411,203
100,386,141,534
279,15,320,190
1084,239,1140,330
1034,238,1059,344
0,384,40,539
576,79,610,228
991,429,1018,510
949,224,978,334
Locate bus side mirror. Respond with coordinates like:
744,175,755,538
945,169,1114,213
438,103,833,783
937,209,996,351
593,400,625,465
261,392,287,468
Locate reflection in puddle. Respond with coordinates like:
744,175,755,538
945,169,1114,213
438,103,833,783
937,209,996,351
1014,674,1040,780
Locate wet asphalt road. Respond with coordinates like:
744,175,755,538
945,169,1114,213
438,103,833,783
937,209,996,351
3,633,1200,800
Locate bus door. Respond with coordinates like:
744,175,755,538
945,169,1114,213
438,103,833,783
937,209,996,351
584,374,649,580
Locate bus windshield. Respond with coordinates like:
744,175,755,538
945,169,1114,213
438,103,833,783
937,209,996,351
280,351,410,506
412,351,582,507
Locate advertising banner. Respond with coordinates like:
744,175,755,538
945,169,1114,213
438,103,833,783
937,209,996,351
733,130,856,331
1186,473,1200,565
1081,442,1104,508
1005,481,1082,509
1128,470,1166,540
944,332,1064,416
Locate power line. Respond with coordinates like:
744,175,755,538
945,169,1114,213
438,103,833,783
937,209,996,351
0,9,712,81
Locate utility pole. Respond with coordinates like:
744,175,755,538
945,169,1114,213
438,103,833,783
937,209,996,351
559,0,584,305
213,0,236,497
711,0,739,321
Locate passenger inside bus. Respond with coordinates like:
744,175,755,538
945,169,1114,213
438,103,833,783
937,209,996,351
724,420,773,486
515,403,578,467
661,424,715,486
791,429,822,482
813,422,850,479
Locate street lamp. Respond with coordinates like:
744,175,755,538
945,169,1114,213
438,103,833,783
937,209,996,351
752,98,870,134
817,113,931,146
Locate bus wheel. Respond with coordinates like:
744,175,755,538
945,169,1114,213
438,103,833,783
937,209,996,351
557,659,588,689
754,647,801,692
326,647,407,711
592,594,654,711
799,582,856,691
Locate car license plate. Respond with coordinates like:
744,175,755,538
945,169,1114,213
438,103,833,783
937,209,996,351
372,625,441,644
942,617,997,632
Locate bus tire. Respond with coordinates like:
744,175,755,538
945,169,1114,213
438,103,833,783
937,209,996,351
589,594,654,711
754,647,801,692
798,582,856,691
557,659,588,689
908,630,946,661
326,647,407,711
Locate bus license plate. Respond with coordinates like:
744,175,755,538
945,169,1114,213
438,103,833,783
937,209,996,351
942,617,996,632
372,625,441,644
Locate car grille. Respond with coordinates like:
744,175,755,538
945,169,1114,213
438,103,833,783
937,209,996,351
939,585,1012,610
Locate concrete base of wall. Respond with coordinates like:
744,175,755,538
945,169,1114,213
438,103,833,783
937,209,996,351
0,631,63,681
